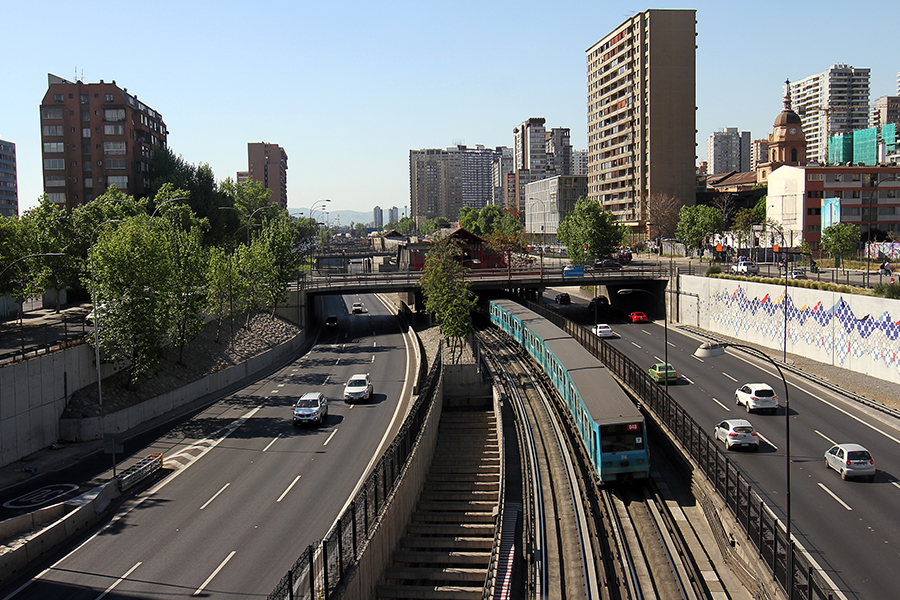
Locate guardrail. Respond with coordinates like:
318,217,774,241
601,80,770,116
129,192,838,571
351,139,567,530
117,453,163,492
521,298,835,600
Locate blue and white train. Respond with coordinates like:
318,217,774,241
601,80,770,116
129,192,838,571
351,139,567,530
489,298,649,482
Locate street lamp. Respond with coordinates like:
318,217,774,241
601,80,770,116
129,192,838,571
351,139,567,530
149,195,188,218
619,287,669,389
219,205,274,244
694,340,793,597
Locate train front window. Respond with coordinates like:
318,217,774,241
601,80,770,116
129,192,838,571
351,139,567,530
600,423,644,453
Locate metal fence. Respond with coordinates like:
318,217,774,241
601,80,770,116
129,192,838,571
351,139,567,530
267,342,443,600
522,299,835,600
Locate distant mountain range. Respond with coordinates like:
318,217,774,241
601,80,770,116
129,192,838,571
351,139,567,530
288,209,379,228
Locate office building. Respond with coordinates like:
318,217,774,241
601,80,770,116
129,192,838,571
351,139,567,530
373,206,383,228
707,128,751,175
524,176,588,247
388,206,399,224
246,142,288,210
39,73,167,210
787,65,871,165
586,9,697,237
0,139,16,217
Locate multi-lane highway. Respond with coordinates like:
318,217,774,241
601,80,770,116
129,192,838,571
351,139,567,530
551,291,900,600
2,293,416,599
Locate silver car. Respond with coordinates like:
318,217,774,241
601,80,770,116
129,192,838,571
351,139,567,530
714,419,759,451
824,443,875,481
735,383,779,414
343,373,373,403
292,392,328,426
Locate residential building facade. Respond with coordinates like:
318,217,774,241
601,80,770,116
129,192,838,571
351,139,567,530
388,206,399,224
586,9,697,237
707,127,751,174
750,140,769,172
39,73,167,210
788,65,871,164
373,205,383,228
571,149,588,175
871,96,900,129
0,139,16,217
524,175,588,247
491,146,514,206
247,142,288,210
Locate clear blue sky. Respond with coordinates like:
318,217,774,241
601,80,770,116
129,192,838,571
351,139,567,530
4,0,898,218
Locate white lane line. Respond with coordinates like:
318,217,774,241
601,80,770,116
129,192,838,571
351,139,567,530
95,562,142,599
335,358,341,365
269,389,279,394
757,433,777,450
803,389,900,446
815,430,837,445
722,372,738,382
193,551,236,596
654,356,665,363
641,329,652,335
324,429,339,446
891,481,900,491
371,355,375,363
200,483,230,510
276,476,302,503
712,397,731,411
631,342,642,349
667,341,676,347
682,376,694,385
692,355,704,362
818,483,853,510
262,434,282,452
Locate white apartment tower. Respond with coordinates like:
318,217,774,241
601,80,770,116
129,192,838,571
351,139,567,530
373,205,383,228
707,127,751,174
586,9,697,235
787,65,870,164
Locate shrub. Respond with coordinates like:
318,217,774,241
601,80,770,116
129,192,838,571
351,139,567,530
874,282,900,299
705,264,722,276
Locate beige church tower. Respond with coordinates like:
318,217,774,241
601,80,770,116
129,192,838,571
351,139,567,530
757,79,807,185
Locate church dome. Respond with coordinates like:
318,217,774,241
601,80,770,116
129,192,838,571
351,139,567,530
774,109,801,127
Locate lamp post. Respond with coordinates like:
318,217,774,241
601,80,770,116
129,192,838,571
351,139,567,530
149,196,187,218
219,205,274,244
0,253,65,351
619,287,669,389
694,340,792,597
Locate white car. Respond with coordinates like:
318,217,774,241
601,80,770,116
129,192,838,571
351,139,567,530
292,392,328,426
824,443,876,481
351,302,364,314
343,373,373,402
731,261,759,275
735,383,779,414
591,324,615,338
714,419,759,451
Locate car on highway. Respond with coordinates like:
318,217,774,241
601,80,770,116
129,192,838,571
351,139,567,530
591,323,615,338
824,443,876,481
731,261,759,275
351,302,365,314
325,315,339,327
343,373,373,402
735,383,779,414
292,392,328,426
714,419,759,451
627,311,648,323
554,293,571,305
594,259,622,270
588,296,609,314
648,362,678,383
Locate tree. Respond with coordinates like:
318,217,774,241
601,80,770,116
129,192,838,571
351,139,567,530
390,216,416,235
821,223,860,269
712,193,738,229
421,217,451,235
354,222,367,238
556,197,625,264
206,245,244,343
731,208,757,250
256,217,301,318
160,219,208,364
674,204,724,253
419,234,477,363
645,193,682,240
19,199,79,313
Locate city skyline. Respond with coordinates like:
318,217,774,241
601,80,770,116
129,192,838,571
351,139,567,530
3,0,898,218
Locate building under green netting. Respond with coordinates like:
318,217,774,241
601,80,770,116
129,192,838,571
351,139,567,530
885,123,897,156
828,125,900,165
853,128,878,165
829,132,854,164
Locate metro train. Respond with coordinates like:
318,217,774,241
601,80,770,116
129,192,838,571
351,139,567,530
489,298,649,482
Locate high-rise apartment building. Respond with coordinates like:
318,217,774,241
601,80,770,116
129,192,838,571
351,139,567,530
750,140,769,172
586,9,697,235
707,128,751,174
491,147,514,206
571,149,588,175
39,74,167,210
0,139,16,217
373,206,383,228
506,118,574,210
871,96,900,129
546,128,572,176
513,118,548,172
787,65,871,164
246,142,288,210
388,206,399,224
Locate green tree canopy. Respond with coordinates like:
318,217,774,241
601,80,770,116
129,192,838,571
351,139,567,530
421,217,451,235
675,204,724,252
556,197,626,264
821,222,860,267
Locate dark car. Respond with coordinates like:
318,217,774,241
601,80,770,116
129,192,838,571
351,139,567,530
594,259,622,270
554,293,571,305
588,296,609,313
325,316,339,327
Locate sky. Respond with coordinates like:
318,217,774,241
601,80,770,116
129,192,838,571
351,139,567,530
4,0,898,220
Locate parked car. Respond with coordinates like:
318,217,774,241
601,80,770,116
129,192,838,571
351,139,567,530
591,323,615,338
824,443,875,481
648,362,677,383
735,383,779,414
292,392,328,426
325,315,339,327
351,302,365,314
627,311,648,323
343,373,373,402
731,261,759,275
714,419,759,451
789,269,807,280
554,293,571,305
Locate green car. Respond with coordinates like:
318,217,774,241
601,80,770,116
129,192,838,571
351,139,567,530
648,363,678,383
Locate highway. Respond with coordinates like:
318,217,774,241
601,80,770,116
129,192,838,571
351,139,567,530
2,293,416,600
551,292,900,600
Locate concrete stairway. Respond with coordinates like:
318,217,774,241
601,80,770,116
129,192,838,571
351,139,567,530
376,407,500,599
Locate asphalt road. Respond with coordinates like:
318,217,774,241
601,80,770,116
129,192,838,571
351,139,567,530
551,292,900,600
2,292,416,599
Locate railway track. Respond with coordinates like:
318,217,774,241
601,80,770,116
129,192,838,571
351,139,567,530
479,324,709,600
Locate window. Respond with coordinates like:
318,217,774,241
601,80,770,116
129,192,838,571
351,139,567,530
43,158,65,170
107,175,128,187
81,111,90,122
84,178,93,188
41,107,63,119
807,207,821,215
104,94,114,102
83,161,92,171
841,206,860,216
53,94,63,103
808,173,825,181
80,94,89,105
43,142,64,153
47,193,66,203
103,141,126,155
852,190,861,198
106,158,126,169
82,128,91,138
807,225,821,232
104,124,124,135
104,108,124,121
879,207,895,215
42,125,63,136
44,175,65,187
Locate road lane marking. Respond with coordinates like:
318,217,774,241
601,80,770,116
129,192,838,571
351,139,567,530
692,355,704,362
641,329,652,335
277,476,302,503
722,372,738,382
756,433,777,450
371,355,375,362
96,562,142,599
818,483,853,510
667,341,676,347
193,550,236,596
200,483,230,510
815,430,836,445
262,434,282,452
654,356,665,363
324,429,339,446
269,389,279,394
802,389,900,446
891,481,900,491
712,398,731,411
631,342,642,349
